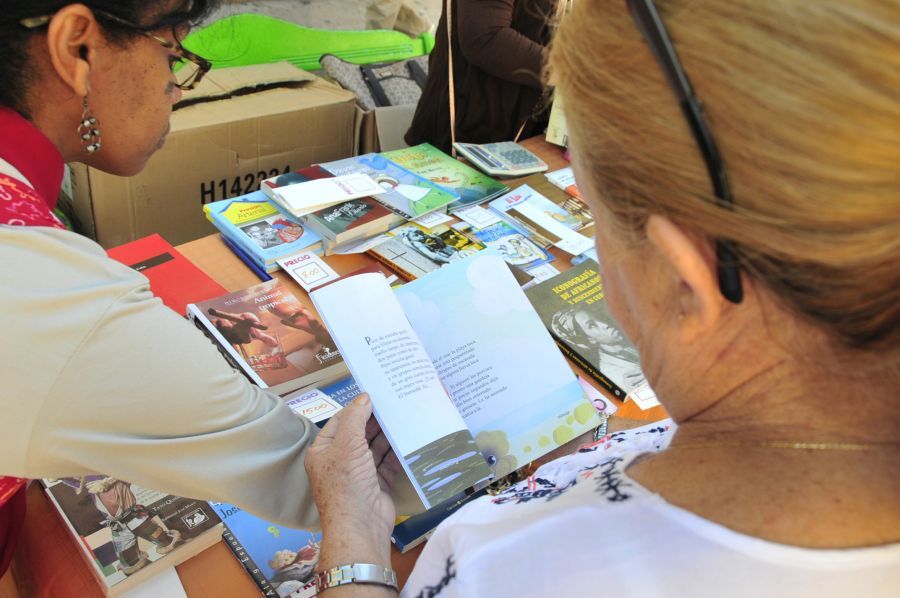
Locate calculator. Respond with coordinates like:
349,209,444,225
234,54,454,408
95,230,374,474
453,141,549,177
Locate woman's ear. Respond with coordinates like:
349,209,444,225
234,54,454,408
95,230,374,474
44,5,102,97
645,214,724,341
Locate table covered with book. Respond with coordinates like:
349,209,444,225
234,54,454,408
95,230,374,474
10,137,666,597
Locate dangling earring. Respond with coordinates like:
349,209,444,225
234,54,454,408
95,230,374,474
78,96,102,154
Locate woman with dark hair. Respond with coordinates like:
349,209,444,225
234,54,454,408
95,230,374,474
0,2,382,578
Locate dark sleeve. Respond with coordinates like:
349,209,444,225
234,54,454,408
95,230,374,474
455,0,548,88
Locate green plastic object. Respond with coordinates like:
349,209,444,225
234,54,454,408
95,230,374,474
183,14,434,72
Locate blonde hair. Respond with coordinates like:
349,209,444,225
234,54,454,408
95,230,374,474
550,0,900,352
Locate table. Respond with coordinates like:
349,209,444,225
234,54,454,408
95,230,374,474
9,137,665,597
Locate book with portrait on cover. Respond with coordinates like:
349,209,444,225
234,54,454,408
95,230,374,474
187,279,348,395
311,251,599,509
525,260,651,400
210,501,321,598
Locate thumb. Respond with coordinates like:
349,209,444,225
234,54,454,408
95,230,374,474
334,394,373,442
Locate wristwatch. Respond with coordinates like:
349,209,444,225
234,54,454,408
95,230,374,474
315,563,398,593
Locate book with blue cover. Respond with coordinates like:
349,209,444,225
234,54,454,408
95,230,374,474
320,153,460,219
209,501,321,598
204,191,322,272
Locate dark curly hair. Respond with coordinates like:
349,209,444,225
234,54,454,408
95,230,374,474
2,1,220,116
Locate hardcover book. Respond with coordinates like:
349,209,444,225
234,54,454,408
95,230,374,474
311,251,599,508
382,143,509,211
320,153,460,219
209,501,321,598
106,234,227,315
187,279,348,395
42,477,222,596
524,260,649,400
204,191,322,272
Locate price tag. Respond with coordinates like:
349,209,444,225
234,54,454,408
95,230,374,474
283,388,343,424
277,251,340,292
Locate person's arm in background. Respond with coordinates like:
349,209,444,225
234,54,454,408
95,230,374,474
456,0,548,88
18,278,321,530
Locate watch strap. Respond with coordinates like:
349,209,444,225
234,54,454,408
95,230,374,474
315,563,398,593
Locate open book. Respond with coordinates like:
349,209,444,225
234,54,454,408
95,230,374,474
311,251,600,508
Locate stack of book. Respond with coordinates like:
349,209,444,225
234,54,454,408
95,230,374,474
204,191,323,274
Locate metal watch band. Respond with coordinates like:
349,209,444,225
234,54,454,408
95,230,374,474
315,563,398,593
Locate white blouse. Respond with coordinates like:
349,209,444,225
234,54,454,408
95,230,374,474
401,422,900,597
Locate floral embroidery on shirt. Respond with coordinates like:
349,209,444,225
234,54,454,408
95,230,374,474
490,476,578,505
411,556,457,598
577,424,672,454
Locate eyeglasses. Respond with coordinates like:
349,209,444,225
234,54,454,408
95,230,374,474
20,9,212,91
626,0,743,304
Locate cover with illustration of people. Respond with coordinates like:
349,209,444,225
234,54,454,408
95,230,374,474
525,260,649,400
210,501,321,598
42,477,221,595
187,279,348,395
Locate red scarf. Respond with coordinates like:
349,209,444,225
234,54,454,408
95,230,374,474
0,106,67,576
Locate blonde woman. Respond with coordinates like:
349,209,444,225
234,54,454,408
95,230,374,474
304,0,900,595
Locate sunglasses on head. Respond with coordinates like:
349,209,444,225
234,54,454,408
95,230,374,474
626,0,743,304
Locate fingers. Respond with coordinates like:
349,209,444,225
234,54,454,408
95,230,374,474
376,450,402,493
365,412,382,443
333,394,373,444
369,429,392,466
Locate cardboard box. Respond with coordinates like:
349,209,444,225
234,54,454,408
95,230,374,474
357,105,416,154
71,63,358,247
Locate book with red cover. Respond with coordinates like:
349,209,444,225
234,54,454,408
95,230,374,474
106,234,227,316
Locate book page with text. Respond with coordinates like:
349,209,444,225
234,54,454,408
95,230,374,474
311,274,492,508
396,252,599,479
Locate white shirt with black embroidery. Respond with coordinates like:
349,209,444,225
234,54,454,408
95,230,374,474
401,421,900,598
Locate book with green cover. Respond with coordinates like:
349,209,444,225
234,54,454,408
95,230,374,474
320,153,460,219
383,143,509,211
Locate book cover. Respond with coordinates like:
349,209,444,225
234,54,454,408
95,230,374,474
488,185,594,256
303,197,404,246
210,501,321,598
382,143,509,210
320,153,460,219
468,221,555,271
259,165,332,201
368,221,485,280
311,252,598,508
106,234,227,315
187,279,348,395
524,260,648,399
43,477,222,596
205,191,322,270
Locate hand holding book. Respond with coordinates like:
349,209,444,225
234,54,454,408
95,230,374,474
306,395,398,573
